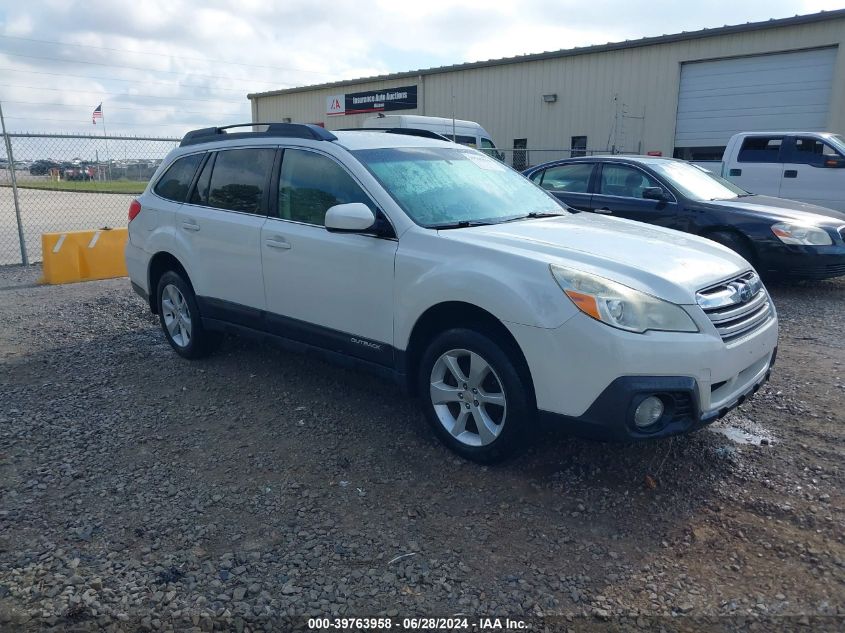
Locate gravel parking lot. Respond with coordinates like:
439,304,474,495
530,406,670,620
0,265,843,632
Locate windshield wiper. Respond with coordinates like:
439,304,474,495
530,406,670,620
499,210,567,223
430,219,498,229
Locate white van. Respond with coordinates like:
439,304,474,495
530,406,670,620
362,114,503,159
698,132,845,211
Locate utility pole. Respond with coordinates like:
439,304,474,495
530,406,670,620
0,99,28,265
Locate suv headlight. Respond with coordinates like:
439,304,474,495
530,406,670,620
550,265,698,333
771,222,832,246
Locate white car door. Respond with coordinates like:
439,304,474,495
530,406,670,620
778,135,845,211
177,147,276,321
260,147,397,365
726,135,784,196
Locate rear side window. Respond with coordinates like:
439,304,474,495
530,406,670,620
190,153,215,205
737,137,783,163
154,153,203,202
206,148,275,214
278,149,371,226
538,163,594,193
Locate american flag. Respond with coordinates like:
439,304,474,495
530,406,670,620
92,103,103,125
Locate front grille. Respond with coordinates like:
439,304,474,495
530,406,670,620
696,272,773,343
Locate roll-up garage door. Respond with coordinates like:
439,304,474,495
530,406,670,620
674,47,837,149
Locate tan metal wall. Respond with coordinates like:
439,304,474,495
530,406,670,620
251,17,845,157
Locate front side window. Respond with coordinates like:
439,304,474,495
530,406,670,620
539,163,593,193
154,153,203,202
206,148,275,214
737,136,783,163
354,146,562,227
789,137,843,167
278,149,371,226
599,164,660,198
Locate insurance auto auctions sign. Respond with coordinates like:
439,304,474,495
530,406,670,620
326,85,418,116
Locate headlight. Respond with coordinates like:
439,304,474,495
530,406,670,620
771,222,832,246
550,265,698,333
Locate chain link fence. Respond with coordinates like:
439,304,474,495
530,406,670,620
0,133,180,265
0,132,616,266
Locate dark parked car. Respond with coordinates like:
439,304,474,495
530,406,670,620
524,156,845,279
29,160,60,176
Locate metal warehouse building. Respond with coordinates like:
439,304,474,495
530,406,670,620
249,10,845,167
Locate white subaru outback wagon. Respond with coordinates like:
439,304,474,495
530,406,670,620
126,123,778,462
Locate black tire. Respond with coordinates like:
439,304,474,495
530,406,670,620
707,231,756,267
417,328,534,463
156,270,217,359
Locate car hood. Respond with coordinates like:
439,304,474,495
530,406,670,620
705,195,845,225
441,214,750,304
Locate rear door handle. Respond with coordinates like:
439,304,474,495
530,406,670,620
593,208,613,214
181,220,200,231
784,170,798,178
265,236,291,250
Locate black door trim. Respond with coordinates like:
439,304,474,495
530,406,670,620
196,296,396,370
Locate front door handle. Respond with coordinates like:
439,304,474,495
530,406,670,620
593,208,613,214
181,220,200,231
784,169,798,179
265,237,291,250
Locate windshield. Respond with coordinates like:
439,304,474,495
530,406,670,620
829,134,845,153
649,160,748,201
354,146,563,227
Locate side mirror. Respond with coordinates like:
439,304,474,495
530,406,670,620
642,187,668,201
823,157,845,168
325,203,376,233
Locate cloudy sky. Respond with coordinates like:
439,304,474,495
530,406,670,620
0,0,843,137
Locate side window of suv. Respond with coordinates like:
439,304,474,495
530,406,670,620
737,136,783,163
190,153,215,206
205,148,275,214
153,153,203,202
278,149,371,226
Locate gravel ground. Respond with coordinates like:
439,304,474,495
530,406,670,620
0,265,843,632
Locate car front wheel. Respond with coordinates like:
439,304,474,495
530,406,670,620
418,328,534,463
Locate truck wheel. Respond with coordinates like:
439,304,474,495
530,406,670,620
707,231,756,267
156,270,216,359
418,328,534,463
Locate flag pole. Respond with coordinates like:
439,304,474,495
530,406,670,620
100,105,112,181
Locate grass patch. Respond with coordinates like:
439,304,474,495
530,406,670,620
1,180,147,194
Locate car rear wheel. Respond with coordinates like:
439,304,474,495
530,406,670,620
418,328,533,463
156,271,216,359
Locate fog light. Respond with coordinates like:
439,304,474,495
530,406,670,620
634,396,664,428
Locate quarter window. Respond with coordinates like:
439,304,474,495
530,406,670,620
599,164,660,198
737,136,783,163
278,149,371,226
206,148,275,214
538,163,593,193
153,153,203,202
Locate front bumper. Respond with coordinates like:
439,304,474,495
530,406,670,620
758,242,845,279
538,348,774,441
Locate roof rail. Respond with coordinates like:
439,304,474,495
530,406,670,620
180,122,337,147
338,127,451,142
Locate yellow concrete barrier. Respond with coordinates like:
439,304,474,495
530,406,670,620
40,228,128,285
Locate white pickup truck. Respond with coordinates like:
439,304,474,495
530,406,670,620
694,132,845,211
